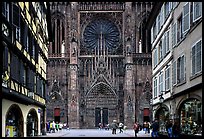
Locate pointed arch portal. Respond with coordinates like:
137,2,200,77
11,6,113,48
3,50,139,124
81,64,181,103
85,81,118,127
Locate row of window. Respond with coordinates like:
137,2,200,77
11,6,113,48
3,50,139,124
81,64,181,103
153,2,202,68
153,29,170,67
153,39,202,98
151,2,202,44
3,46,46,98
2,2,48,62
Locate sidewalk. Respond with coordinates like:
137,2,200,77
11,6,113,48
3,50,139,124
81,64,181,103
123,129,151,137
40,129,70,137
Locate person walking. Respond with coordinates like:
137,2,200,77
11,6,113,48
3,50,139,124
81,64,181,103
119,122,124,133
55,122,59,132
166,120,173,137
52,121,56,133
46,121,50,133
50,121,53,133
147,122,151,133
172,121,180,137
133,122,139,137
111,120,118,134
151,119,159,137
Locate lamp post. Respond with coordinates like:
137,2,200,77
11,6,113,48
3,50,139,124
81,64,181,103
158,91,166,132
159,92,164,105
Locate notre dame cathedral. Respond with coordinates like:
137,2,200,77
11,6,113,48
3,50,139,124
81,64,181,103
46,2,153,129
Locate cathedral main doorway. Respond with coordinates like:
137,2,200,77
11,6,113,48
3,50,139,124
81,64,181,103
95,107,108,127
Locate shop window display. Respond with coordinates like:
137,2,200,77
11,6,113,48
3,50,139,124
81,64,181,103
180,99,202,135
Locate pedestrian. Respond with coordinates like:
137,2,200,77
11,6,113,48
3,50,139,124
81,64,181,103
111,120,118,134
55,122,59,131
172,121,180,137
133,122,139,137
50,121,53,133
166,120,173,137
151,119,159,137
52,121,56,133
98,123,102,130
46,121,50,133
144,121,148,134
67,124,70,130
147,122,151,133
59,123,63,130
119,122,124,133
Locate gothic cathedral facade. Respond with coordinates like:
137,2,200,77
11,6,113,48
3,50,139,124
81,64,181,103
46,2,153,128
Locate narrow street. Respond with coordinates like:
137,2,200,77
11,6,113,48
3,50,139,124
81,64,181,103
40,129,151,137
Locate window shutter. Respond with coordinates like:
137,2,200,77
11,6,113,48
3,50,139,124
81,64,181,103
196,40,202,73
12,4,20,27
182,2,190,35
193,2,202,22
192,45,196,75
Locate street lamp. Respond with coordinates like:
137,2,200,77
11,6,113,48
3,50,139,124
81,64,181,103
159,90,170,104
159,92,164,104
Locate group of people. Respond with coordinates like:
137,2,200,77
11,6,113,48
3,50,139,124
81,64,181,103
98,120,125,134
149,119,180,137
46,121,65,133
165,120,180,137
133,119,180,137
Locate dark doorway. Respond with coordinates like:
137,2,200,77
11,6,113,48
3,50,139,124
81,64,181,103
27,109,38,137
54,108,60,123
6,104,24,137
95,107,101,127
102,108,108,126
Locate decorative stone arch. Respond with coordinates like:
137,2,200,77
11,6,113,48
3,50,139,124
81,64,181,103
5,104,24,137
26,108,38,137
176,95,202,114
175,94,202,116
175,94,202,134
154,103,170,120
49,91,64,102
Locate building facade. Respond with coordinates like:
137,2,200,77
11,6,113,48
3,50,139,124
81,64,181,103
151,2,202,135
46,2,153,128
2,2,51,137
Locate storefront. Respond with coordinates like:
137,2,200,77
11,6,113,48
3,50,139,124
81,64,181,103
5,104,24,137
27,109,38,137
179,98,202,135
155,105,169,132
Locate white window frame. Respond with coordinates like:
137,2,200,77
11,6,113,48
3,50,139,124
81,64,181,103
172,61,177,86
160,5,164,27
182,2,190,35
153,77,158,98
193,2,202,22
157,13,161,33
191,39,202,75
159,72,163,95
153,49,156,67
163,33,166,56
166,30,170,53
164,2,170,18
171,22,177,48
165,65,170,91
151,26,154,44
177,54,185,83
159,40,163,61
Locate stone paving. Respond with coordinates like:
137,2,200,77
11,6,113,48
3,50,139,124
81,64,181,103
40,128,151,137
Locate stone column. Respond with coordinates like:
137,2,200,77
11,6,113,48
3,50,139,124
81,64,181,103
124,41,135,128
68,40,79,128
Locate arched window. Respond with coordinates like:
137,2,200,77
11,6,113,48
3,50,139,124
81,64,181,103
180,98,202,135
